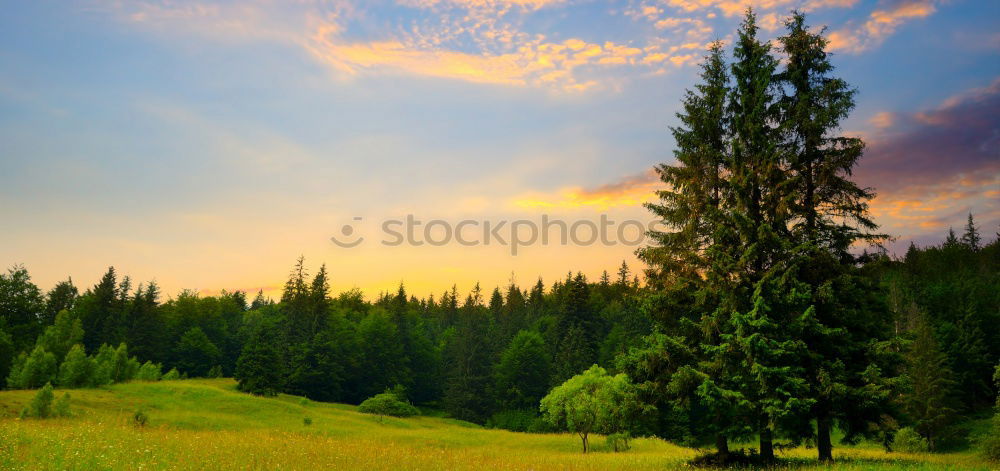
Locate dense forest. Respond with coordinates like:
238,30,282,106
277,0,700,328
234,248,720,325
1,10,997,466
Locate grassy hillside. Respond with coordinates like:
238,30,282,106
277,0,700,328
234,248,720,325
0,379,991,470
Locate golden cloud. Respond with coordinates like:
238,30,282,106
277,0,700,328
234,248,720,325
305,19,703,91
828,0,937,53
512,169,660,210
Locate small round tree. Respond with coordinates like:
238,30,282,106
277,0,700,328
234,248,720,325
358,390,420,420
539,364,648,453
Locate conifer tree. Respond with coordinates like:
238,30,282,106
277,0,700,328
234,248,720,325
777,11,892,461
905,316,957,450
77,267,120,351
494,330,550,410
443,297,493,422
962,213,981,250
635,38,745,458
720,10,807,460
235,325,285,396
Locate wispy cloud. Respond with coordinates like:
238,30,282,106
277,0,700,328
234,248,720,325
512,169,660,210
93,0,729,92
828,0,939,53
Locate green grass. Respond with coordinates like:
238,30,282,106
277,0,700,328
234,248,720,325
0,379,992,470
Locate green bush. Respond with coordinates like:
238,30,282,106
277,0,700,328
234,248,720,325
303,417,312,426
357,392,420,418
207,365,223,378
980,434,1000,462
162,368,180,380
893,427,929,453
978,414,1000,462
52,392,71,417
110,344,140,382
136,361,163,381
21,382,55,418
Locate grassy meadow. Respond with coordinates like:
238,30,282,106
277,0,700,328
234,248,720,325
0,379,991,470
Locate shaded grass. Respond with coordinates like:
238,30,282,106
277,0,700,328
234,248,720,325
0,379,992,470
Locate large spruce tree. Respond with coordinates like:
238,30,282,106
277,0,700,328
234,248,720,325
776,11,893,461
639,9,894,463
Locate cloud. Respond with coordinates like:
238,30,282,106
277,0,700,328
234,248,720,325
858,79,1000,241
305,23,690,90
100,0,710,92
512,169,660,209
654,0,856,17
828,0,938,53
869,111,895,129
858,78,1000,198
399,0,565,9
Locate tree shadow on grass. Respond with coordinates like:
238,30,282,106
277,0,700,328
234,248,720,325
689,449,931,469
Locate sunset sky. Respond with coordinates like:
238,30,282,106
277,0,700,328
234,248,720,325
1,0,998,300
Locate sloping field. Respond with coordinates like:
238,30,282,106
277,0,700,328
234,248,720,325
0,379,990,470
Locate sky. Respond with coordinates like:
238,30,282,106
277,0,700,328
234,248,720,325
1,0,998,301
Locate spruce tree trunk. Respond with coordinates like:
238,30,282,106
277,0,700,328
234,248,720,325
817,413,833,462
716,434,730,461
760,428,774,462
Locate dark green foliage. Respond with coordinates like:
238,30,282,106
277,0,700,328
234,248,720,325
883,223,1000,411
904,316,958,451
174,327,221,377
43,279,77,327
286,313,359,402
235,326,285,396
123,281,165,365
22,382,55,418
358,391,420,418
0,266,45,352
356,309,408,399
486,409,538,432
76,267,126,352
442,298,494,423
0,326,13,389
494,330,550,410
